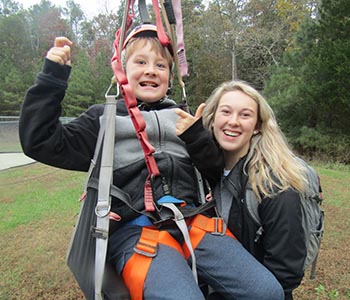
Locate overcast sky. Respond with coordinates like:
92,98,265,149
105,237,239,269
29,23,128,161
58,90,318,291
17,0,121,19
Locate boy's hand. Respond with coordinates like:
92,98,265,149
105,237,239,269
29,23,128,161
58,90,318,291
46,37,73,66
175,103,206,136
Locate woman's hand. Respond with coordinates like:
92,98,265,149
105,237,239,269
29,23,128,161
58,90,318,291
175,103,206,136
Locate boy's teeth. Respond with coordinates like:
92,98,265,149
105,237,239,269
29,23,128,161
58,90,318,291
141,82,157,87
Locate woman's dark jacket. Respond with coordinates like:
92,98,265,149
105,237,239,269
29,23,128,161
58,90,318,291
19,59,223,226
180,119,307,300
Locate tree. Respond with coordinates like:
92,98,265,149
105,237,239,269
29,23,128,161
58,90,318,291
0,67,28,115
0,0,20,16
63,0,85,42
264,0,350,161
180,0,234,108
0,11,36,115
64,50,96,116
26,0,72,57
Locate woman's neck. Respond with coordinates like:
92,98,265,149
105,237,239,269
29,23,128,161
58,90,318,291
224,153,239,171
224,151,249,171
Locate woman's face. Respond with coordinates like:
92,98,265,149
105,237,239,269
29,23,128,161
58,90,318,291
212,90,259,168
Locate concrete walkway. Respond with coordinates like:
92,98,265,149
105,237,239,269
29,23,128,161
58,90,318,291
0,153,36,171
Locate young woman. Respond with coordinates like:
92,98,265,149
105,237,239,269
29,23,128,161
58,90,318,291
177,80,309,300
19,26,284,300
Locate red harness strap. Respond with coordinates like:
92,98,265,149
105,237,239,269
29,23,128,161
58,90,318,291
122,226,185,300
110,0,175,212
183,214,236,259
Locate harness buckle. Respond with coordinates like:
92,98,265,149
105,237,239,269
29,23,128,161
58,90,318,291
211,217,226,236
91,226,108,240
133,242,157,258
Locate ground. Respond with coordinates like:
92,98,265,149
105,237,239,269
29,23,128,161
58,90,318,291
0,163,349,300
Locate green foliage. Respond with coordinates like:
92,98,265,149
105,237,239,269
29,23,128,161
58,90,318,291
64,50,95,116
264,0,350,162
0,10,37,115
315,284,342,300
0,0,116,117
1,68,28,115
0,0,349,162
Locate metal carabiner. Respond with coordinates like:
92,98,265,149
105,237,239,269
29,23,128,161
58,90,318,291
104,76,120,99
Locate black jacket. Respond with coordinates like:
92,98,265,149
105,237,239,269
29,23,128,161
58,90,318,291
180,119,307,300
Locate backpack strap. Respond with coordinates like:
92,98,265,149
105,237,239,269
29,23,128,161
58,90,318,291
245,183,264,243
245,184,261,225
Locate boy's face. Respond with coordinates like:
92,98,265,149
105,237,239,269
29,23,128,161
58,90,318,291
125,41,170,103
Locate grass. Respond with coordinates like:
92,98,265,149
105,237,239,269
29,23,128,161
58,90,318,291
0,164,84,232
0,162,350,299
0,163,85,300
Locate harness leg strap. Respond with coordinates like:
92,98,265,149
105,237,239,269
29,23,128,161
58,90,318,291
183,214,236,259
122,227,184,300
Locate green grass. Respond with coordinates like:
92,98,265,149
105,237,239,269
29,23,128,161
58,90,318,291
0,161,349,300
0,164,84,232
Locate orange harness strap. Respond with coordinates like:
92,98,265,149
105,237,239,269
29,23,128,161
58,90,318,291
183,214,236,259
122,226,185,300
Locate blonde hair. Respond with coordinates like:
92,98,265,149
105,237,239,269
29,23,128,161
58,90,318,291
202,80,308,199
123,37,174,70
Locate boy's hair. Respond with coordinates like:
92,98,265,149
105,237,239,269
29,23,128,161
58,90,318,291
202,80,308,199
122,24,174,70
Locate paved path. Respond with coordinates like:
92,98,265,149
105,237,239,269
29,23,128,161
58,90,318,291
0,153,36,171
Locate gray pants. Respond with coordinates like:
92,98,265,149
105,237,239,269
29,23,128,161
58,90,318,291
108,223,284,300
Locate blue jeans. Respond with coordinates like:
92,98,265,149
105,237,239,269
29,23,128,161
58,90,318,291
108,223,284,300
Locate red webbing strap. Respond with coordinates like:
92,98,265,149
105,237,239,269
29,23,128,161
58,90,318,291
111,0,169,211
114,70,161,177
183,215,236,259
151,0,171,48
122,227,184,300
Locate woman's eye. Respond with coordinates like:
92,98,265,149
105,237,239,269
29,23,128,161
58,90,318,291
220,109,230,115
241,111,252,118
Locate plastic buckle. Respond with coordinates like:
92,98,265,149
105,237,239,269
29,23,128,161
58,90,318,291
133,242,157,258
149,174,161,212
91,226,108,240
211,217,226,236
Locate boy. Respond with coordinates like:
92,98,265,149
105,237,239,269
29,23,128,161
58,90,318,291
19,24,283,300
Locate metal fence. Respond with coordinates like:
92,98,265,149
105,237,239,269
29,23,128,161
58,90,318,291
0,116,75,153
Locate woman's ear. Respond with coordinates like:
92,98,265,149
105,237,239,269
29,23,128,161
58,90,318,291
253,129,260,135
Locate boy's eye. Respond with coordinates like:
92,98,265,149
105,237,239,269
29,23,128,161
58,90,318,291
157,63,167,69
136,60,146,65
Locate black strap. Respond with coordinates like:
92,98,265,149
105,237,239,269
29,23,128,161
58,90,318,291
87,177,216,224
138,0,151,23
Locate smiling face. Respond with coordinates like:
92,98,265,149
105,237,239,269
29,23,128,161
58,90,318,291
212,90,259,169
125,39,171,103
